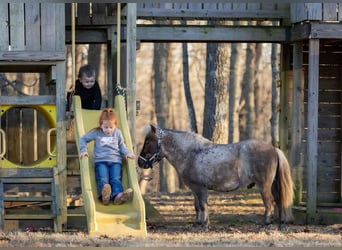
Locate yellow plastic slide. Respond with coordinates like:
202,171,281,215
72,95,147,237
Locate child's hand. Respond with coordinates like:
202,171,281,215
126,152,135,160
80,152,89,159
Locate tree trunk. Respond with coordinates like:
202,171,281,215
202,41,218,140
228,40,244,143
182,39,198,133
202,21,230,143
271,43,280,146
242,43,256,140
154,42,169,192
253,43,263,138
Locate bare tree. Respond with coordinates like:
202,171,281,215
202,41,218,140
154,42,169,192
182,40,198,133
253,43,263,137
241,43,256,140
202,21,230,143
228,41,244,143
271,43,280,146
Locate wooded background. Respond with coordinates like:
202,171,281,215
1,30,280,194
62,30,280,194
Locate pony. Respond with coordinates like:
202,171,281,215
138,124,294,230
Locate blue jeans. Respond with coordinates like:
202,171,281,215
95,161,123,200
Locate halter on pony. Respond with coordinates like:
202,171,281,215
138,128,164,169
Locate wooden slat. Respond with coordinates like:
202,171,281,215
6,109,20,164
291,3,307,23
0,51,65,61
4,183,51,193
4,197,53,202
0,95,55,105
9,3,25,50
2,178,54,184
306,3,322,21
319,79,342,90
304,91,341,103
0,167,53,178
4,214,55,220
25,3,40,50
76,3,91,25
55,3,65,51
91,4,106,25
21,108,35,164
323,3,337,21
0,2,9,51
41,3,56,50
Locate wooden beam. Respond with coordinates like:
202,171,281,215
0,51,65,61
133,25,290,42
292,22,342,41
66,25,290,43
291,23,311,41
0,96,56,105
310,23,342,39
65,28,108,44
306,38,319,224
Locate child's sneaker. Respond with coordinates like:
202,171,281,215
101,184,111,205
113,188,133,205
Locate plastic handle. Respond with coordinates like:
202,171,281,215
47,128,57,157
0,129,6,157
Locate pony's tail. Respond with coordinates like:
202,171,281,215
275,148,294,222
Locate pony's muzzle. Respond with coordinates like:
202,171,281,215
138,155,153,169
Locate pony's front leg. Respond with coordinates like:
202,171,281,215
192,188,209,229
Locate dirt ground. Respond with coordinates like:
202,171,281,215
0,189,341,247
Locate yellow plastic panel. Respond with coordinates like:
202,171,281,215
0,105,56,168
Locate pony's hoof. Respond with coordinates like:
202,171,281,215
191,222,209,232
278,224,287,231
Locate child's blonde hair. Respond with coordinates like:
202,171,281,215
98,108,118,127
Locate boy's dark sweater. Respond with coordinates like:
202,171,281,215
67,80,102,111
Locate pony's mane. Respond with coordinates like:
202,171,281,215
165,128,212,145
142,124,153,137
142,124,212,145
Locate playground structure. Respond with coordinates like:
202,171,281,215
0,2,341,234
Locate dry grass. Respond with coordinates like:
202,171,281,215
1,189,341,247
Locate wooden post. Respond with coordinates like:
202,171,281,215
56,60,67,231
126,3,137,151
306,38,319,224
291,42,304,205
117,3,121,85
279,44,291,155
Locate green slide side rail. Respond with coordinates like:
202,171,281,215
72,95,146,237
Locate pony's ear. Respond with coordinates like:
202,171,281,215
150,124,157,133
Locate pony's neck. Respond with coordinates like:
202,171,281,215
160,130,211,170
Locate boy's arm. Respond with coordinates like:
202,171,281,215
94,81,102,110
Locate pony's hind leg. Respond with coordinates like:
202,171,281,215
192,188,209,229
259,186,274,226
272,181,287,230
